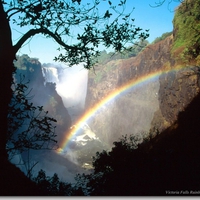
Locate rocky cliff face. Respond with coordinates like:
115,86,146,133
85,33,200,146
85,36,172,146
151,66,200,133
151,0,200,133
13,55,72,146
86,36,174,110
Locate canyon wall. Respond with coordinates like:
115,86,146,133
85,34,200,145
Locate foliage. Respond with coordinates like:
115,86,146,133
1,0,149,162
172,0,200,64
96,39,149,64
152,31,172,44
14,54,40,70
14,55,31,70
117,39,149,58
74,133,145,195
4,0,149,69
7,74,58,160
33,169,84,195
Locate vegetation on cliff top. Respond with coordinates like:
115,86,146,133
95,39,149,65
89,39,149,83
152,31,172,44
172,0,200,65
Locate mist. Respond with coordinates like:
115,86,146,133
40,62,161,182
10,60,161,184
42,63,88,121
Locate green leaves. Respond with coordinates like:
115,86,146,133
171,0,200,64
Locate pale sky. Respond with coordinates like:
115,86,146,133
10,0,181,64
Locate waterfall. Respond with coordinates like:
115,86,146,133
41,64,88,120
42,67,59,84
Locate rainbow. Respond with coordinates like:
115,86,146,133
56,66,184,154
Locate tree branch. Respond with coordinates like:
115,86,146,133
13,27,78,54
6,7,21,20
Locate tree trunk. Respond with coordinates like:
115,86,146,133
0,1,16,161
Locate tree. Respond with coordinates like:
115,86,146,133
48,173,60,195
33,169,76,195
33,169,51,194
7,75,58,177
0,0,149,161
74,134,146,195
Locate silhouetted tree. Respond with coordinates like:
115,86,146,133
58,181,73,196
0,0,149,162
33,169,51,195
7,75,58,177
49,173,60,195
33,169,78,196
74,134,147,196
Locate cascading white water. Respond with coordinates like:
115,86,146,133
56,64,88,110
42,64,88,121
42,66,59,84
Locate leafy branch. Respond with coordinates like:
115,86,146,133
7,74,58,159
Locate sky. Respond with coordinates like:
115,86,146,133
10,0,181,64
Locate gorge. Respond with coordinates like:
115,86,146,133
6,0,200,193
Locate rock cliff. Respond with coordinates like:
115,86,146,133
151,66,200,133
86,36,174,110
14,55,72,144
